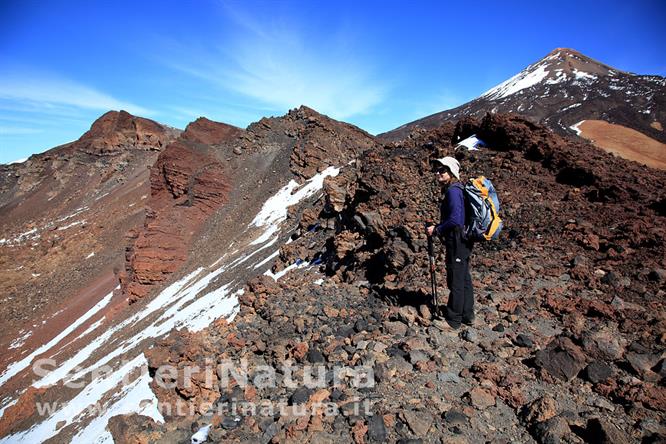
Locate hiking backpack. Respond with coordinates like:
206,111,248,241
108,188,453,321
458,176,503,241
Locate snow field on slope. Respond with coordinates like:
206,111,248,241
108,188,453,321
0,165,340,443
481,63,550,100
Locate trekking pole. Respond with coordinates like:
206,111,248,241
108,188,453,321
425,224,439,315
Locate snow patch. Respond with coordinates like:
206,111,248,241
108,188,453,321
69,355,163,444
253,250,280,270
570,121,585,136
67,317,106,346
572,69,597,81
482,63,550,100
94,191,110,201
545,69,568,85
3,354,162,444
455,134,486,151
58,220,85,231
264,260,309,281
55,207,88,223
0,399,18,419
560,103,581,112
249,166,340,246
9,330,33,350
0,292,113,386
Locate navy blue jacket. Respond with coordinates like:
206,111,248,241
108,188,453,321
435,183,465,237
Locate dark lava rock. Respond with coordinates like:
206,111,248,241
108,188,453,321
355,319,369,332
367,414,387,442
493,324,505,332
583,361,613,384
535,336,587,381
648,268,666,282
533,416,571,444
462,329,478,343
336,325,356,338
289,387,313,405
261,422,279,443
515,334,534,348
626,351,661,380
330,388,346,402
656,359,666,379
307,349,326,363
221,416,241,430
444,409,468,427
600,271,617,286
585,417,631,443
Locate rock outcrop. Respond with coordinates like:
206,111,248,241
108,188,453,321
120,106,376,302
76,110,179,155
121,119,237,302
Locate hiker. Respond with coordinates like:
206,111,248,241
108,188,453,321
426,157,475,329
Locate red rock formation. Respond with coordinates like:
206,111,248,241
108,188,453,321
0,110,179,335
76,110,176,155
121,120,240,302
181,117,243,145
0,387,48,437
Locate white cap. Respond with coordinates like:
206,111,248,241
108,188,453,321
435,156,460,179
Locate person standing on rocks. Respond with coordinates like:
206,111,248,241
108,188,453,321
426,156,475,330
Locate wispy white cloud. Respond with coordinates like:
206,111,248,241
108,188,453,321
0,70,151,116
0,126,44,135
160,7,388,120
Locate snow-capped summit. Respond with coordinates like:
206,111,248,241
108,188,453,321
380,48,666,147
480,48,617,101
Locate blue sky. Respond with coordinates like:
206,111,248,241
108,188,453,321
1,0,664,164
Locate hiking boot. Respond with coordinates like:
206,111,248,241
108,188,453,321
432,319,460,335
462,316,476,327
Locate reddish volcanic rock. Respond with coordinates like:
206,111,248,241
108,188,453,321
0,386,48,437
76,110,176,155
181,117,243,145
121,121,237,302
107,414,167,443
0,109,179,336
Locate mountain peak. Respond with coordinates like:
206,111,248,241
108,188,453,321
380,48,664,146
480,48,618,102
181,117,243,145
76,110,177,155
541,48,617,77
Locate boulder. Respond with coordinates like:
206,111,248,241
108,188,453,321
535,336,587,381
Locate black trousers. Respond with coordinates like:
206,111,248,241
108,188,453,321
443,229,474,328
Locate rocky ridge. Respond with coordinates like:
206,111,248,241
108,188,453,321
0,106,382,443
0,111,179,333
121,106,376,302
111,114,666,443
120,118,239,302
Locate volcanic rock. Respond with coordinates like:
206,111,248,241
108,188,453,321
535,336,587,381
